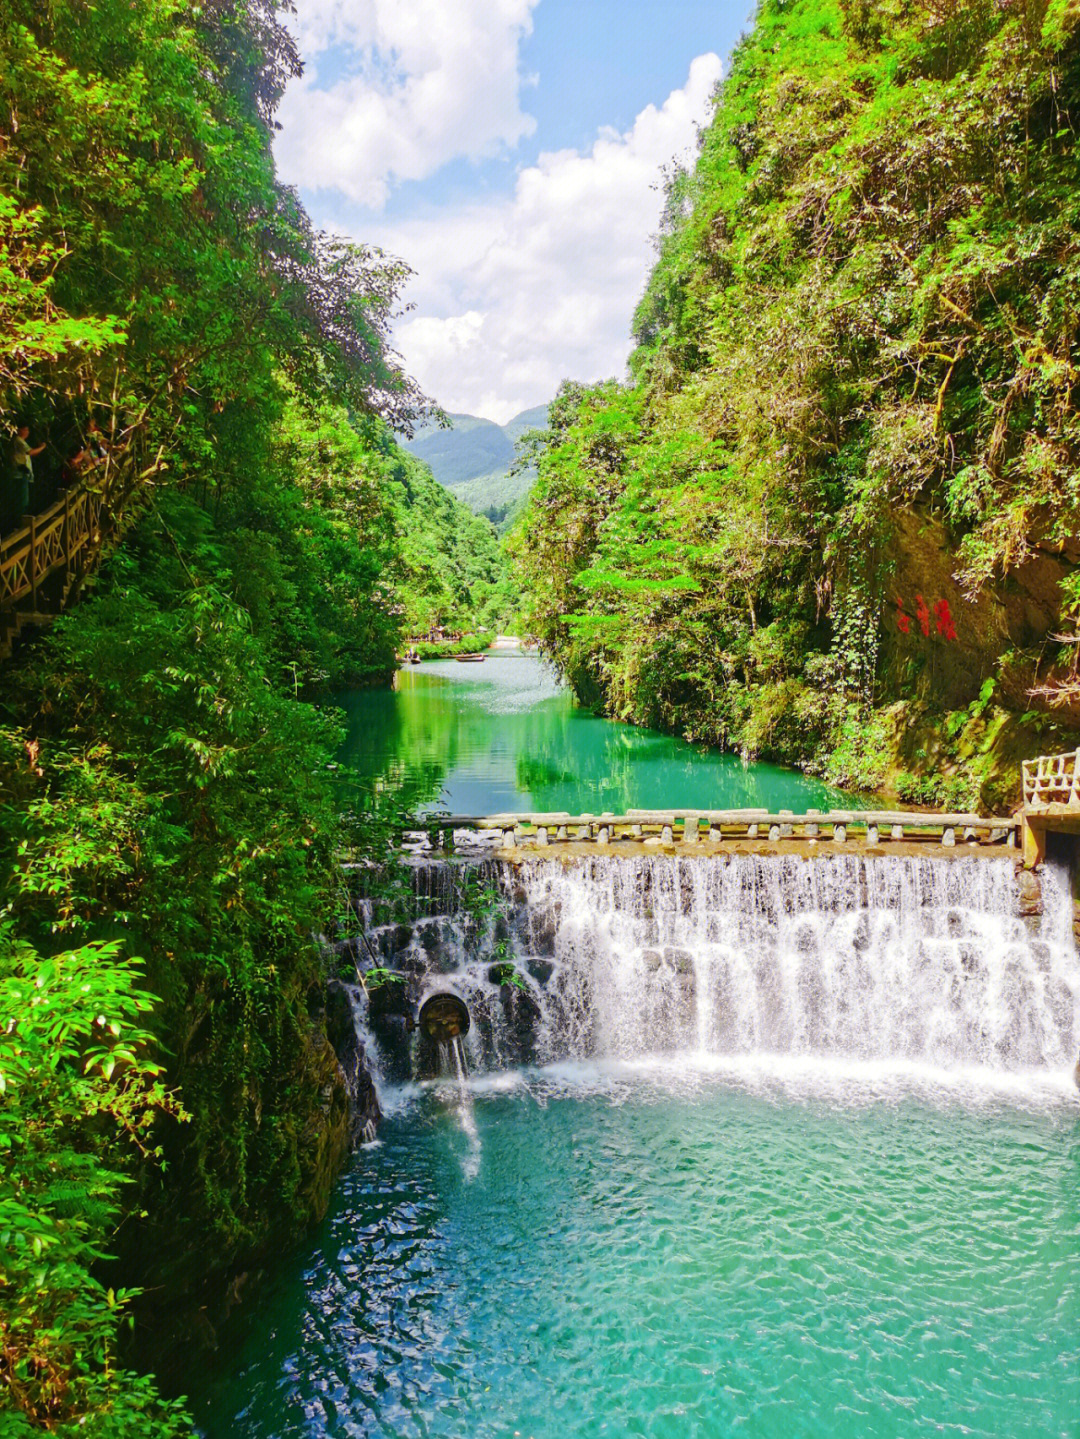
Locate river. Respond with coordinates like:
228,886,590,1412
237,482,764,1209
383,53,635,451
185,655,1080,1439
335,647,853,816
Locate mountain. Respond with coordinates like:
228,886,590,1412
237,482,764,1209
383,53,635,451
501,403,549,445
402,404,549,531
403,413,514,489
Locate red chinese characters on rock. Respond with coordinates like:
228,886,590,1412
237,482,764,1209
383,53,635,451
933,598,957,641
894,595,957,641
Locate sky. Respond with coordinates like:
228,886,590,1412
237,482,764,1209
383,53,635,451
274,0,755,424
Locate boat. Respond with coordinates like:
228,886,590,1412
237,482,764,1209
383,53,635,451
455,653,486,663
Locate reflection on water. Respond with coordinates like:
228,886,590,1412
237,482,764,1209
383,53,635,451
335,651,853,815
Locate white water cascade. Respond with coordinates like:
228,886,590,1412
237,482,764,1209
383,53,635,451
378,851,1080,1084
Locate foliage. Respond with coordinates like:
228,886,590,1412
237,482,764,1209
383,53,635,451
391,453,519,636
823,707,894,791
894,769,979,810
0,929,190,1435
0,0,424,508
0,0,516,1426
0,508,352,1269
514,0,1080,778
409,633,493,659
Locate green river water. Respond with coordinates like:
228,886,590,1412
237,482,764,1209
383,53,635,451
186,655,1080,1438
334,651,853,816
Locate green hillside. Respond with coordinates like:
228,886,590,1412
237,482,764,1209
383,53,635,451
403,413,514,487
513,0,1080,807
403,404,549,529
502,403,550,445
451,465,536,531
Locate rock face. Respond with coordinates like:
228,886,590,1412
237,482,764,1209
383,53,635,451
881,507,1079,714
1015,866,1044,918
125,982,354,1392
326,979,382,1145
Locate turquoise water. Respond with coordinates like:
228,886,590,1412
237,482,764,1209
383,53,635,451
187,656,1080,1437
191,1066,1080,1438
335,653,854,815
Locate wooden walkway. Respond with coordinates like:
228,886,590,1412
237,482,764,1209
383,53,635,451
416,807,1019,851
0,478,123,659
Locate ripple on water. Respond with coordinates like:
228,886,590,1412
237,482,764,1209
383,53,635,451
192,1073,1080,1439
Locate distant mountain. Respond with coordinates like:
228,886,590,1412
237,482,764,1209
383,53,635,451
403,413,514,489
402,404,549,532
501,403,549,445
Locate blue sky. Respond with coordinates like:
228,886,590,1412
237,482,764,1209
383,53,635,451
275,0,754,422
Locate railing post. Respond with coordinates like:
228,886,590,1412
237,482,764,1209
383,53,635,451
1022,816,1046,869
27,513,37,608
63,489,72,590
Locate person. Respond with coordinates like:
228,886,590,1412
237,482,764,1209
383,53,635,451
12,424,46,517
85,417,109,463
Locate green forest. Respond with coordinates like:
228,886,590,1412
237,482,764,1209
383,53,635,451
0,0,509,1432
514,0,1080,809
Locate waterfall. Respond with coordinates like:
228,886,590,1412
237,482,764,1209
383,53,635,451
361,851,1079,1084
434,1032,481,1179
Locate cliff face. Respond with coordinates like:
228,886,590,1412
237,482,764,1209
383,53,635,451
882,508,1080,719
120,966,354,1388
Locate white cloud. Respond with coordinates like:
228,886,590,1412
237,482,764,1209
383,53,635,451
382,53,722,422
277,0,539,206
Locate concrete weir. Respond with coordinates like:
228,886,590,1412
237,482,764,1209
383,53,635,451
351,848,1079,1082
411,807,1020,859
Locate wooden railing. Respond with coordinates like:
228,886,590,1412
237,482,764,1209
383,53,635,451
411,808,1019,851
1022,750,1080,810
0,485,104,611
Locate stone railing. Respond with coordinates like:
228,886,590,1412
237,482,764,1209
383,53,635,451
1022,750,1080,810
414,808,1019,852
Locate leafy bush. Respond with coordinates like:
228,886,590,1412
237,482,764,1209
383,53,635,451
0,931,191,1435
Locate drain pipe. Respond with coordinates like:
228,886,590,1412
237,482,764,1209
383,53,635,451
417,992,471,1043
